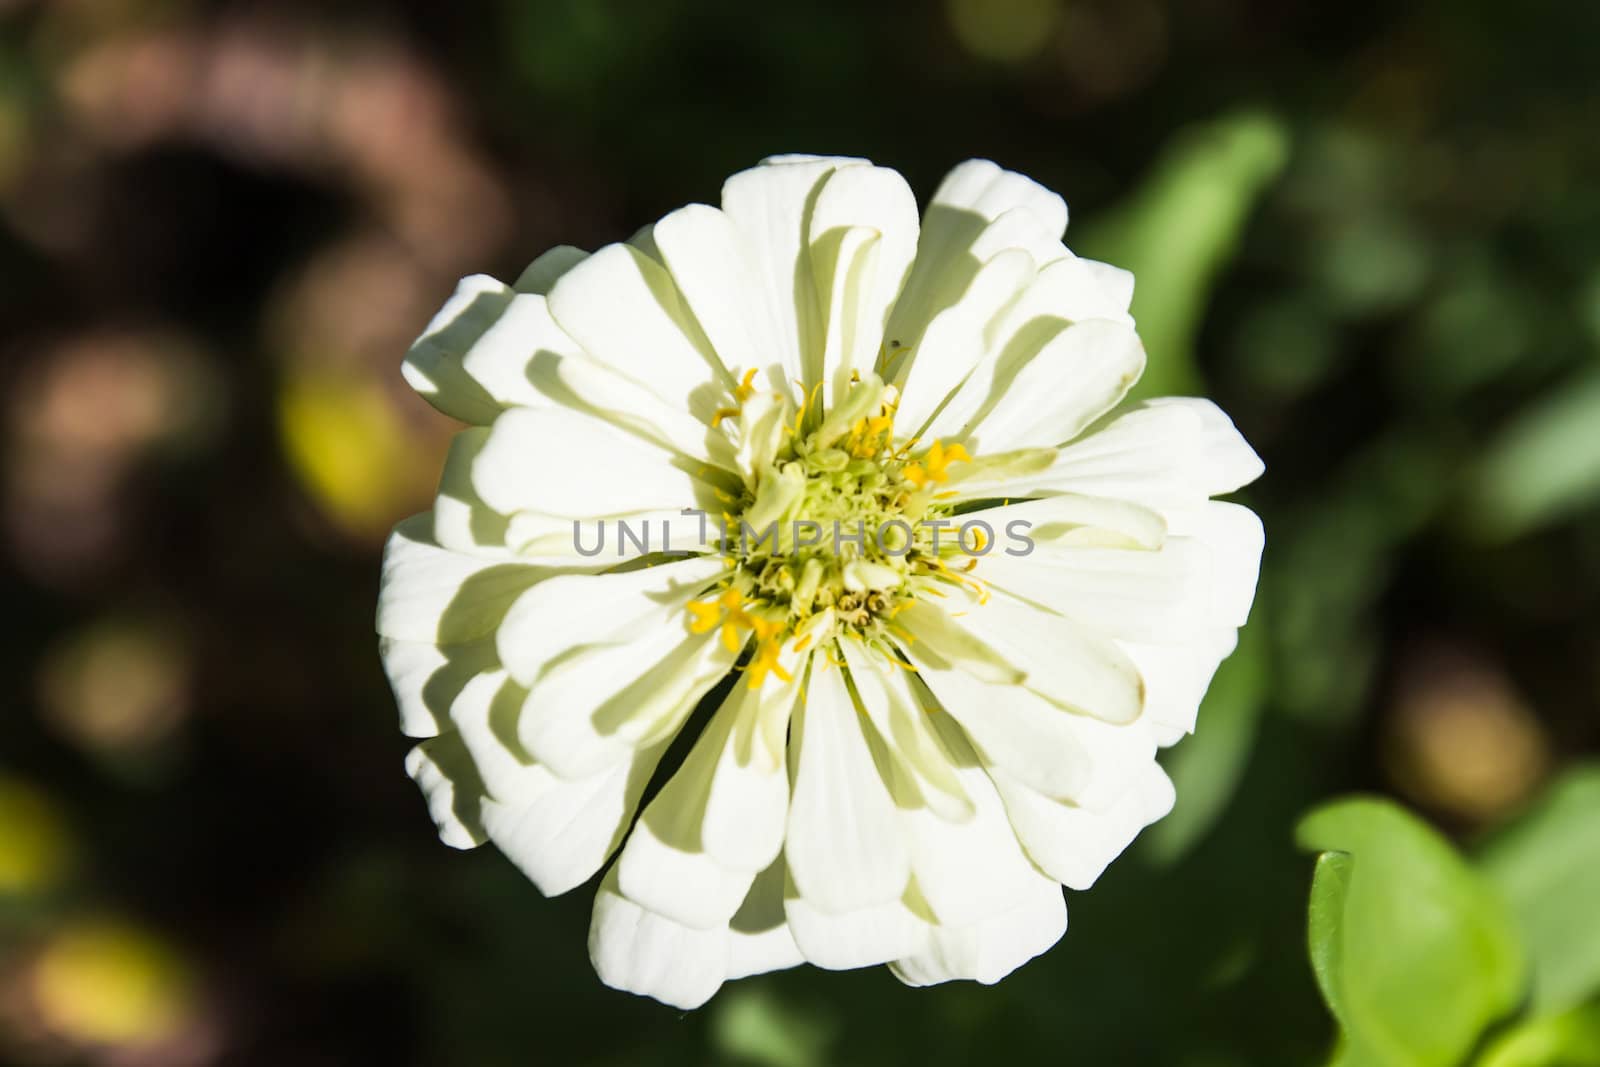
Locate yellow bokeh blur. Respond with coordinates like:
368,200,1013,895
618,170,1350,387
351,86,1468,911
0,777,73,895
31,918,194,1048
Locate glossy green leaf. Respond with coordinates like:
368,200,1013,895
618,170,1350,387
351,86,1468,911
1297,798,1527,1067
1478,765,1600,1012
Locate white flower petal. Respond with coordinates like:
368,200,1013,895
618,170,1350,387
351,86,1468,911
702,672,803,870
1118,630,1238,738
992,250,1135,330
402,274,512,425
513,245,588,295
784,874,930,970
494,556,727,685
901,594,1145,725
967,398,1263,509
809,165,921,398
652,204,783,381
959,493,1167,552
928,159,1070,239
886,160,1068,346
892,248,1036,437
589,869,728,1010
615,674,796,928
1080,258,1135,316
889,871,1066,987
1166,500,1265,628
404,733,487,849
456,292,584,410
379,635,496,738
431,428,514,558
907,647,1154,809
961,319,1146,452
432,667,665,895
471,405,713,519
893,713,1049,927
616,802,755,931
547,242,729,416
839,641,973,822
376,515,542,644
728,859,805,980
975,537,1212,645
542,352,735,468
993,761,1176,891
720,158,849,389
784,662,910,914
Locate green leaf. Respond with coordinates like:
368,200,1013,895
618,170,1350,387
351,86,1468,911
1307,851,1355,1030
1077,110,1291,398
1475,1000,1600,1067
1467,369,1600,541
1478,765,1600,1012
1296,798,1528,1067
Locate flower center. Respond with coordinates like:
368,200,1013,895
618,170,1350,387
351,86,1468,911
688,375,987,686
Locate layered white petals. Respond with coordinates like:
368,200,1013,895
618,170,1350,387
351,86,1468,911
385,155,1267,1008
653,204,783,379
963,398,1264,512
495,558,735,777
994,761,1177,891
513,245,588,295
472,406,712,519
547,242,729,416
376,515,541,645
590,860,805,1010
907,650,1155,810
961,318,1147,452
902,593,1146,725
615,670,799,928
892,248,1036,437
784,879,930,971
447,670,666,896
808,165,921,399
402,274,514,425
889,872,1067,987
590,869,728,1010
720,158,847,390
404,733,487,849
785,663,910,914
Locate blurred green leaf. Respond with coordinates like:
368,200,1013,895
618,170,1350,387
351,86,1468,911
1476,1000,1600,1067
1297,798,1527,1067
711,987,834,1067
1144,613,1268,864
1078,110,1291,398
1478,765,1600,1012
1468,368,1600,540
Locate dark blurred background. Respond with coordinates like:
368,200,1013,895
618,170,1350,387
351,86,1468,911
1,0,1597,1064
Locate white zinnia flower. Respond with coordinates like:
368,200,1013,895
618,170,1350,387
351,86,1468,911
378,155,1264,1008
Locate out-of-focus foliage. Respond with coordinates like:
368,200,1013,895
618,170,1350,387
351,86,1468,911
1,0,1597,1064
1479,767,1600,1013
1079,110,1290,398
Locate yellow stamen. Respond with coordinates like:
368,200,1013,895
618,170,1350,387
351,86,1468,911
734,368,759,402
686,600,721,634
745,637,794,689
